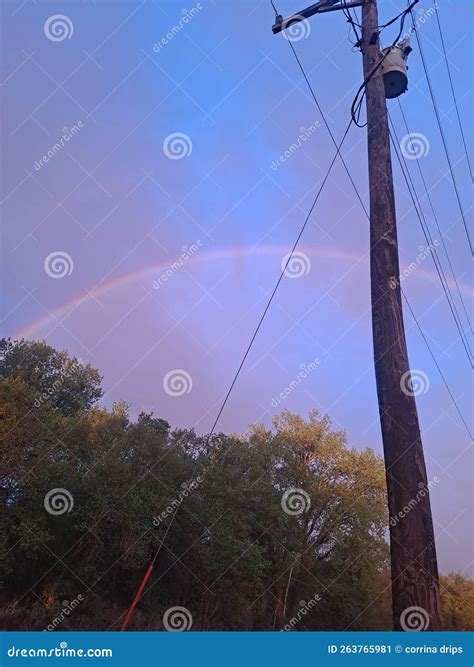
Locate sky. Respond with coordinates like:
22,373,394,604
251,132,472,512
1,0,472,575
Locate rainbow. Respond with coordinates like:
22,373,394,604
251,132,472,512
12,244,473,340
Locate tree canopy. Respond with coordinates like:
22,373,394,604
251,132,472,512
0,338,471,631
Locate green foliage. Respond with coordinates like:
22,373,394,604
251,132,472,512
440,573,474,630
0,338,103,415
353,568,474,631
0,339,470,631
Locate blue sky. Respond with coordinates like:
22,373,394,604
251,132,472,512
1,0,472,574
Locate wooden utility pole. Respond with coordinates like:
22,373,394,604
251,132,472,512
361,0,441,630
273,0,442,630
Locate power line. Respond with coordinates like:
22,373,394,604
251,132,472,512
342,1,362,49
402,293,473,440
121,103,357,632
434,5,473,183
397,99,473,336
204,118,354,445
341,0,418,32
155,116,354,520
408,5,473,255
388,116,474,368
288,40,368,214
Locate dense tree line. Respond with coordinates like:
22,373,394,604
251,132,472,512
0,339,472,631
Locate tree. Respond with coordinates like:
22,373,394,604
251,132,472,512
440,573,474,631
244,411,389,629
0,339,103,415
0,341,470,632
356,569,474,632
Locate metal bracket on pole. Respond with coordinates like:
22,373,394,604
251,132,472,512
272,0,365,35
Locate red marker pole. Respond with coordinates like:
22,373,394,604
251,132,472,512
120,563,154,631
121,498,181,631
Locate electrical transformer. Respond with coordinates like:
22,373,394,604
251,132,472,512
381,38,412,99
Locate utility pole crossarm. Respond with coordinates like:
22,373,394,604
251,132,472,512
272,0,364,34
